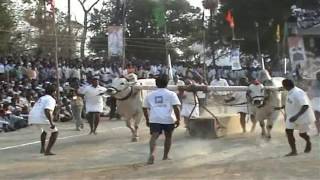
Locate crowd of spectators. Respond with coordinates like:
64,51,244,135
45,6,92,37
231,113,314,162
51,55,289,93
0,54,268,133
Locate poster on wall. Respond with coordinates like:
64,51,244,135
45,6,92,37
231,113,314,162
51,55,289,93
288,36,320,79
230,48,242,70
108,26,124,57
288,36,306,71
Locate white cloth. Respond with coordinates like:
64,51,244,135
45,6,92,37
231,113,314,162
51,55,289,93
79,85,107,113
0,63,4,73
311,97,320,112
28,95,56,124
143,88,181,124
70,68,81,79
35,124,58,133
210,78,229,95
285,87,315,130
232,91,251,114
101,67,113,82
181,92,199,118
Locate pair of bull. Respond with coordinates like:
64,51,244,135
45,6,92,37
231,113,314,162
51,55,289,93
105,71,284,142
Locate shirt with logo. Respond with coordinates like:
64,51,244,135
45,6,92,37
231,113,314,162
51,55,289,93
143,88,181,124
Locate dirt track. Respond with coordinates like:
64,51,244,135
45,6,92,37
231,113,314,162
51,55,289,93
0,117,319,180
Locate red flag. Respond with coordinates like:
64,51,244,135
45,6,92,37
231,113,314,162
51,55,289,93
225,10,235,28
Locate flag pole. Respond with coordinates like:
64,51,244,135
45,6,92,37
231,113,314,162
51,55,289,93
202,10,207,83
122,0,127,70
50,0,61,120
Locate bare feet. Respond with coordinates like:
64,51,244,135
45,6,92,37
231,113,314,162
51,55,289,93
304,142,311,153
284,151,298,157
44,152,56,156
40,149,45,154
162,157,172,160
147,155,155,165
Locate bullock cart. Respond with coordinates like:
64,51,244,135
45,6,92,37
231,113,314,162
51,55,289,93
134,85,282,138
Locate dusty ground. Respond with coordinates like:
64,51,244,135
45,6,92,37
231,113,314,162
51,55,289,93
0,113,319,180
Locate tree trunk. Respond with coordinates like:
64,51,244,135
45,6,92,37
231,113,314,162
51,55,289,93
80,12,88,58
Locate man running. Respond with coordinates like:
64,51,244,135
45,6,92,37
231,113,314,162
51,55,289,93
282,79,315,156
79,76,107,135
143,74,181,164
29,84,58,156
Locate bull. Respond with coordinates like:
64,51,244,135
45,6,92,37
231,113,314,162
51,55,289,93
248,70,285,139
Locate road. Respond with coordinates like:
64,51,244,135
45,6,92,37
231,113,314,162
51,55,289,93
0,117,319,180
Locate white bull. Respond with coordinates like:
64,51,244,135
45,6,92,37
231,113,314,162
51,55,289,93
248,70,285,139
106,73,182,142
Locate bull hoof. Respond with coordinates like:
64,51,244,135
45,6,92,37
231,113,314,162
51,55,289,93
131,137,139,142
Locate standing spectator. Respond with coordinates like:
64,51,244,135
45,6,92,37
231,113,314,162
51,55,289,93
28,85,58,156
210,74,229,113
178,79,199,131
0,59,5,81
79,76,107,135
282,79,315,156
308,72,320,135
70,89,84,131
225,77,256,133
143,75,181,164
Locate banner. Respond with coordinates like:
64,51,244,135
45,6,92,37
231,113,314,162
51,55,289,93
288,36,306,72
230,48,242,70
108,26,124,57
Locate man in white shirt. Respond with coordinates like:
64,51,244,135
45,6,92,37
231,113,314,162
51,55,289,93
79,76,107,134
28,85,58,156
210,74,229,113
281,79,315,156
143,75,181,164
210,74,229,95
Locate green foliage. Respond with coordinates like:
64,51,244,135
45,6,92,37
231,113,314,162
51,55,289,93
0,0,15,54
217,0,319,56
21,0,81,57
88,0,202,63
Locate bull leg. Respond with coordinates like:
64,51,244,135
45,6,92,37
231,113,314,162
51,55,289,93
240,113,246,133
266,119,273,139
125,118,136,141
260,120,266,137
132,113,143,142
250,115,257,133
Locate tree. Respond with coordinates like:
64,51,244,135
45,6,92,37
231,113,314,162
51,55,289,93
216,0,320,68
77,0,101,58
0,0,15,54
19,0,82,57
88,0,202,63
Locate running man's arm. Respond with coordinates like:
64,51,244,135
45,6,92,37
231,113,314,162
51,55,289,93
143,108,150,127
44,109,54,127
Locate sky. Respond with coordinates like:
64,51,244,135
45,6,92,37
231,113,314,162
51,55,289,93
56,0,203,24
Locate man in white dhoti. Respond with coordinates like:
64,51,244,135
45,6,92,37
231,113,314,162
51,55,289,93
178,79,199,130
225,77,256,133
282,79,315,156
210,74,229,113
